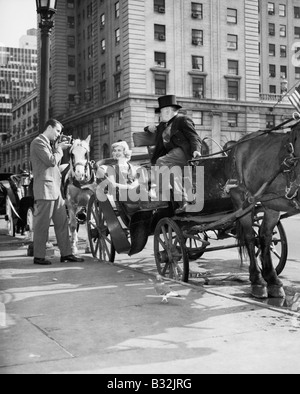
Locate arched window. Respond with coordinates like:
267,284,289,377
103,143,109,159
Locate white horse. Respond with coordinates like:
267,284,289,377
62,136,95,254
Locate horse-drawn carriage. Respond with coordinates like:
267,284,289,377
0,172,34,237
85,128,291,294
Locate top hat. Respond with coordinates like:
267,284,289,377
156,95,182,112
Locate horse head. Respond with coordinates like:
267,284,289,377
69,135,91,183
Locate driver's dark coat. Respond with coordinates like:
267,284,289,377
149,115,202,165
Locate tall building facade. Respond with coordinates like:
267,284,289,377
47,0,296,162
0,44,37,139
1,0,299,172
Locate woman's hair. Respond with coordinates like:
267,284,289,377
111,140,132,160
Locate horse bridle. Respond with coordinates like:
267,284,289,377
69,141,94,185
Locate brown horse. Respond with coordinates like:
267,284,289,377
227,120,300,299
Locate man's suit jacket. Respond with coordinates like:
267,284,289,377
30,134,64,200
150,115,203,165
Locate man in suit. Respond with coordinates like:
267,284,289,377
146,95,202,214
30,119,84,265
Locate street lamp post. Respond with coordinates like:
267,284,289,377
36,0,58,131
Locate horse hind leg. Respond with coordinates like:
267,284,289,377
237,213,268,299
259,210,285,299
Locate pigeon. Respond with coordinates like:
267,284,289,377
152,275,181,303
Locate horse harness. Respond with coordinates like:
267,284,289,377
61,141,95,199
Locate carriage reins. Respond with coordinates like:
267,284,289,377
189,116,300,162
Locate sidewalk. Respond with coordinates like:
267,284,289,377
1,222,300,374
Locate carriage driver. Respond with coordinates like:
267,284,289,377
145,95,203,214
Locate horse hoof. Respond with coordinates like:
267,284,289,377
251,285,268,299
268,285,286,299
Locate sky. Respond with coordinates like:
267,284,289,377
0,0,37,47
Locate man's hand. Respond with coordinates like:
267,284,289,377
58,142,72,151
193,151,202,159
146,124,157,133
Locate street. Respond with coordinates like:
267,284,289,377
0,215,300,375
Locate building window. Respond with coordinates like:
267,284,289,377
101,64,106,80
228,60,239,76
116,55,121,72
67,0,75,9
192,56,204,71
68,75,76,87
295,27,300,39
228,113,238,127
227,8,237,24
269,23,275,36
154,0,165,13
227,80,239,100
192,30,203,46
269,44,276,56
88,66,93,81
67,36,75,48
192,77,204,98
295,67,300,79
227,34,238,50
115,74,121,98
280,65,287,79
88,45,93,59
280,25,286,37
154,24,166,41
100,81,106,104
191,3,203,19
101,39,106,53
295,7,300,19
155,74,166,95
100,13,105,29
155,52,166,68
115,1,120,18
68,55,75,67
268,3,275,15
87,3,92,18
269,85,276,94
266,114,275,128
87,24,93,39
67,16,75,29
279,4,286,17
269,64,276,78
280,45,287,58
115,28,120,45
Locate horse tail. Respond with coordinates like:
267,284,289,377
235,219,249,263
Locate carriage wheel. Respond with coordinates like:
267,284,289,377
154,218,189,282
26,206,34,233
5,196,16,237
185,232,208,260
87,195,115,263
253,216,288,276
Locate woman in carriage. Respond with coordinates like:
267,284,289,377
95,141,167,214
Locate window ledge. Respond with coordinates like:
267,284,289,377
224,75,242,80
150,67,170,74
189,71,208,77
